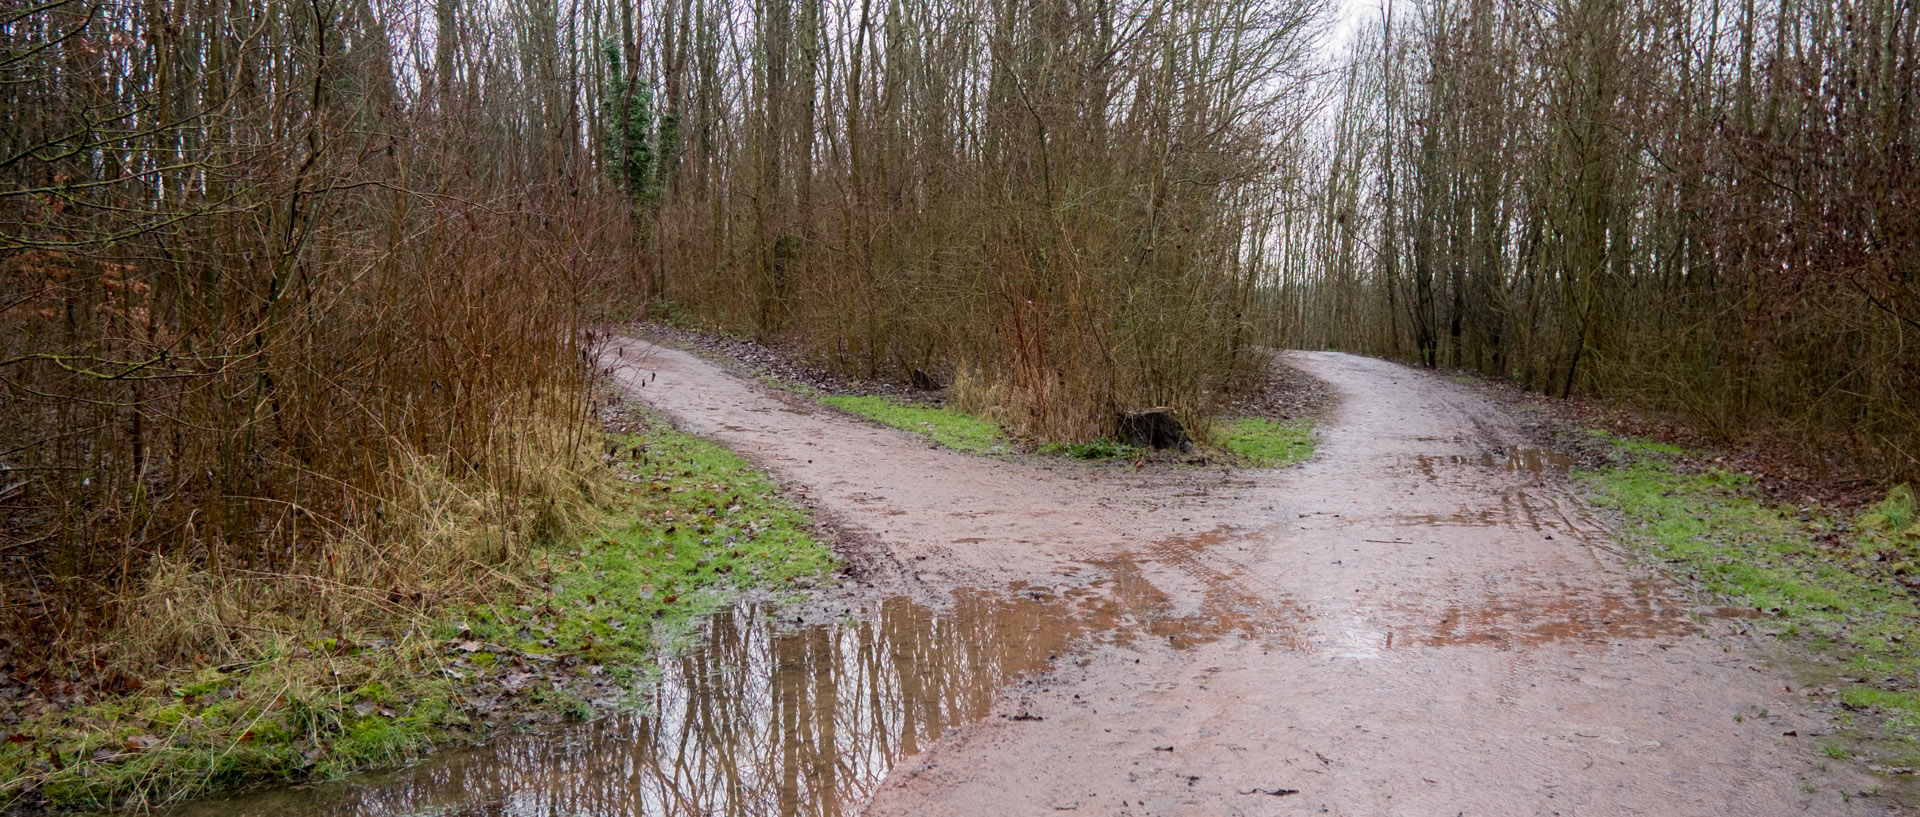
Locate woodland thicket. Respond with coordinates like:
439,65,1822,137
1,0,1323,670
6,0,1914,677
2,0,644,669
626,0,1324,439
1275,0,1919,481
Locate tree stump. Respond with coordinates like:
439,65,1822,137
1118,408,1194,453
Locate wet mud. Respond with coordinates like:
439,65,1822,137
1411,445,1575,477
160,343,1881,816
168,591,1092,817
167,553,1273,817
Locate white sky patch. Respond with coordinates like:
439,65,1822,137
1303,0,1385,135
1322,0,1384,62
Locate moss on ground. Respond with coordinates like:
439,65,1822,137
0,412,835,812
820,394,1011,455
1578,437,1920,771
1215,417,1315,467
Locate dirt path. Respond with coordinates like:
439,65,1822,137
605,339,1877,816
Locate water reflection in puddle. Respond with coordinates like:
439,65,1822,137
167,574,1262,817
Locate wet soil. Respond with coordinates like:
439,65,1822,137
610,340,1879,815
162,585,1189,817
1439,365,1885,512
171,343,1885,815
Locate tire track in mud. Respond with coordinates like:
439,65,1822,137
1088,525,1313,652
1333,378,1678,653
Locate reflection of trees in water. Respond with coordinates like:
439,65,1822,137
206,589,1112,817
168,566,1272,817
625,591,1100,817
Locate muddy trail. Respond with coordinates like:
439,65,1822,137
171,343,1877,816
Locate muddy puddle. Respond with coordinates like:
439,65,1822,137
1411,445,1572,479
164,552,1271,817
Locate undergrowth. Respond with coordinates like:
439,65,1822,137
1579,437,1920,772
0,410,835,812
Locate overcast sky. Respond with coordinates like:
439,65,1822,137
1324,0,1382,61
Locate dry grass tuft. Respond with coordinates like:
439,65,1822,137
101,406,606,679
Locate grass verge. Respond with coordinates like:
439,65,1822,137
1577,434,1920,772
1215,417,1316,467
0,410,835,812
820,395,1011,455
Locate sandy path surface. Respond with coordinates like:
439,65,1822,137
605,338,1879,816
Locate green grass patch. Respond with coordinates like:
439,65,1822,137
1864,485,1920,537
1577,438,1920,768
0,411,835,811
1215,417,1316,467
493,416,837,665
821,394,1010,455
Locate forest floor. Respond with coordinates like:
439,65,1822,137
589,335,1890,815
